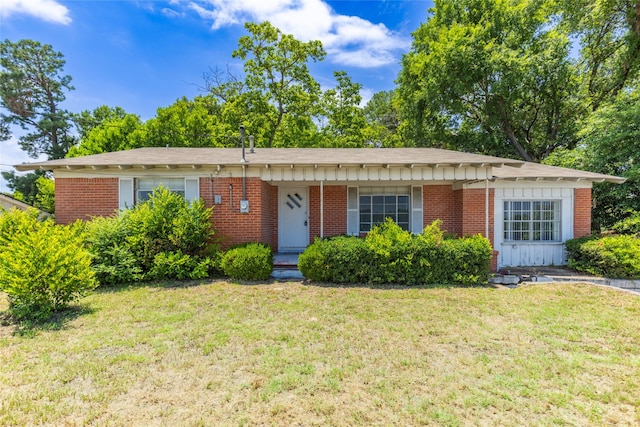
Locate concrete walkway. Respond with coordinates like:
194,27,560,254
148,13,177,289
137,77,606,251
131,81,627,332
493,266,640,295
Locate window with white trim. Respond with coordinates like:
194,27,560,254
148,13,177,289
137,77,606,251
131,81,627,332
503,200,560,241
136,178,185,202
358,186,411,233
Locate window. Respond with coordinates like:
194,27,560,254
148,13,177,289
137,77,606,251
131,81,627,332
136,178,186,202
504,200,560,241
359,187,410,232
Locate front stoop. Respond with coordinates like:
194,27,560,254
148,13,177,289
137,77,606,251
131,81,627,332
272,253,304,280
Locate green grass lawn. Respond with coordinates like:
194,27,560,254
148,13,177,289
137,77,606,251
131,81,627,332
1,281,639,426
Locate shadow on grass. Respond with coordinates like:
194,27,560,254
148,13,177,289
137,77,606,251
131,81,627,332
299,280,498,291
0,304,95,338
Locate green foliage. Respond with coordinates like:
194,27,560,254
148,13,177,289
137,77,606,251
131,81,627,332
149,251,214,281
611,213,640,236
397,0,580,161
299,220,492,285
34,176,54,213
233,21,326,147
84,186,217,285
0,209,97,320
1,170,47,207
566,235,640,279
84,216,141,286
220,243,273,281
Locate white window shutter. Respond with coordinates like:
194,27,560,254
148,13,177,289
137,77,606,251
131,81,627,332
347,186,358,235
185,178,199,202
411,185,423,234
119,178,134,210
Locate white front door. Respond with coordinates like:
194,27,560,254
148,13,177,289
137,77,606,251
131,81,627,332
278,187,308,252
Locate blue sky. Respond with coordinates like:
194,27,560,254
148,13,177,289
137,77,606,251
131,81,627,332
0,0,434,192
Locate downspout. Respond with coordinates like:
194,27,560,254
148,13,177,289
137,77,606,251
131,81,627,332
320,180,324,238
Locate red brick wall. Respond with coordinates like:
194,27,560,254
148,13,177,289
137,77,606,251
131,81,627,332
55,178,119,224
261,181,277,250
309,185,347,241
452,188,494,244
423,185,455,233
574,188,592,237
202,177,272,250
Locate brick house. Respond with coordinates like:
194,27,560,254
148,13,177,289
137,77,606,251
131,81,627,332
15,147,623,270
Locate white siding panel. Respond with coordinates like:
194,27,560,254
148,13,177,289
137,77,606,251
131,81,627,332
119,178,134,210
495,187,573,268
185,178,199,202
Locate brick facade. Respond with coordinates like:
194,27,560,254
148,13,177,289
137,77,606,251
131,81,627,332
53,176,588,272
200,177,277,250
423,185,455,233
309,185,347,241
55,178,119,224
573,188,592,238
452,188,495,245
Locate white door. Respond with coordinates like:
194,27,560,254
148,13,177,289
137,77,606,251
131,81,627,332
278,187,309,252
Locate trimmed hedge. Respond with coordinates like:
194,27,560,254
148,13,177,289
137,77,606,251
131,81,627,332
566,234,640,279
220,243,273,281
298,220,492,285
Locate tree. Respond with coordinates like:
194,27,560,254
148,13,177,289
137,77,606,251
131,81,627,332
232,21,326,147
560,0,640,110
67,112,142,157
73,105,129,140
319,71,367,147
397,0,582,161
0,169,46,204
0,39,75,159
363,90,402,147
577,89,640,229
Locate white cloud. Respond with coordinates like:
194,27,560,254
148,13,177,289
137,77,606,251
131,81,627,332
0,0,72,25
183,0,409,68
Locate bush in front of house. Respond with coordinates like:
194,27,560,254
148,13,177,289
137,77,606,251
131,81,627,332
566,234,640,279
299,220,493,285
611,212,640,236
220,243,273,281
0,209,97,320
85,186,218,285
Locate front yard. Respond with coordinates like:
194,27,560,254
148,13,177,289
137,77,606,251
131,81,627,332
1,281,639,426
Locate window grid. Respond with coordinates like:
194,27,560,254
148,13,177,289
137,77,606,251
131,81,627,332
504,200,560,241
359,194,410,232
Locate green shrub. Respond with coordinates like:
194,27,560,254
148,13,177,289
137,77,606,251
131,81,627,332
85,216,141,285
123,187,215,273
84,186,218,285
149,251,214,280
0,209,97,320
566,234,640,279
220,243,273,281
299,220,492,285
611,212,640,235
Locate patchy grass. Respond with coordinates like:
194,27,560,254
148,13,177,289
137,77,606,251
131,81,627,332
1,281,639,426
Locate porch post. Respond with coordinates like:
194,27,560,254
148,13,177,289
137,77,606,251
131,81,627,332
485,178,489,239
320,180,324,238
